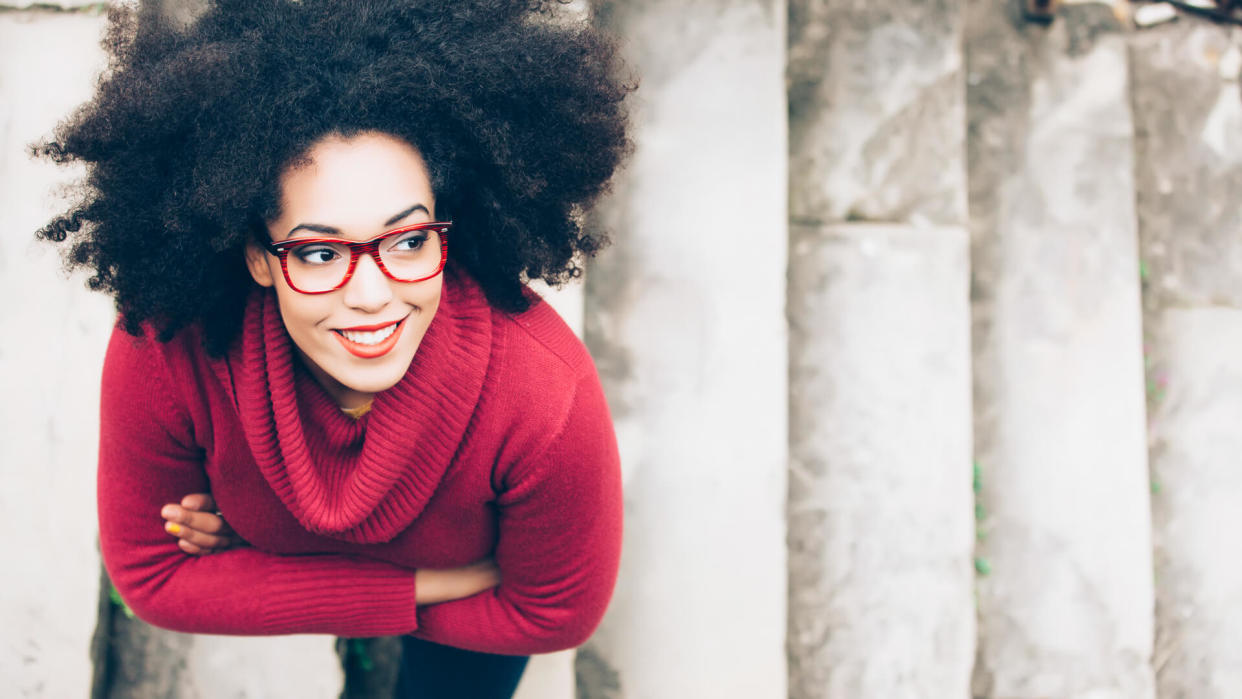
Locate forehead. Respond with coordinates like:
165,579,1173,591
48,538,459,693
277,132,434,224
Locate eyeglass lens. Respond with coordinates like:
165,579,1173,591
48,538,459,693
286,228,442,292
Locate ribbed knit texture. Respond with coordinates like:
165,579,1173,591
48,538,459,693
230,267,491,543
97,267,623,649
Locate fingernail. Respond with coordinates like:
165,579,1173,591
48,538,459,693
165,522,181,535
162,506,179,520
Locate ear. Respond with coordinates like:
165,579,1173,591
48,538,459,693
244,242,276,288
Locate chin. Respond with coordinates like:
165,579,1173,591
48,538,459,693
330,356,413,395
342,373,405,394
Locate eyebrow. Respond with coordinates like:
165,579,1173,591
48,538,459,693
285,203,430,239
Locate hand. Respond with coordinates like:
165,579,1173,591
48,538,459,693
161,493,246,555
415,558,501,605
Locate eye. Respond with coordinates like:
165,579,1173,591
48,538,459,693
389,232,428,252
293,245,340,265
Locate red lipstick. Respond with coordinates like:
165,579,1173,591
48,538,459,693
332,316,407,359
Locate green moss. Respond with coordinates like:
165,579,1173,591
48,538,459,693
107,583,135,620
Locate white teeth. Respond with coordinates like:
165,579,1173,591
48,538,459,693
339,323,398,345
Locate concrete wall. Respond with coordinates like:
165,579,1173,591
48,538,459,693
1,11,113,697
786,2,975,697
1130,19,1242,698
580,1,789,697
966,3,1154,697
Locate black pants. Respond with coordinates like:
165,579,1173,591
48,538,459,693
393,636,529,699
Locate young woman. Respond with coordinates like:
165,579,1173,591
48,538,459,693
38,1,630,696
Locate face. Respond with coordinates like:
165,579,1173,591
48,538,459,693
245,131,443,407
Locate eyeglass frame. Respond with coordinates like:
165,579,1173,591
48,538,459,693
259,221,451,295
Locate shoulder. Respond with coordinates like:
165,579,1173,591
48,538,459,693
105,319,200,375
487,299,619,496
103,318,220,428
475,294,612,469
105,318,214,385
497,295,593,377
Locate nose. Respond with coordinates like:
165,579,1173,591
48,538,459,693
341,252,393,313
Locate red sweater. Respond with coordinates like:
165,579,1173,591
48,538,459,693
98,267,622,654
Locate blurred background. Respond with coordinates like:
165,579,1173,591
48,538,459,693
3,0,1242,697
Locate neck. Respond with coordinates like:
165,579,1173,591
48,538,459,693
295,348,375,410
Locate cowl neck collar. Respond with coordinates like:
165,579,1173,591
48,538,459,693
220,266,492,544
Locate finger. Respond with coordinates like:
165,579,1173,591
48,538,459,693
182,508,228,535
180,493,216,512
165,519,231,549
162,506,227,535
178,538,207,555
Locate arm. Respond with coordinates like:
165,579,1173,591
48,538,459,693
99,324,422,637
159,496,502,609
410,366,624,654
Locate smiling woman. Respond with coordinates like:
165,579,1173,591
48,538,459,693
245,133,448,408
35,1,632,697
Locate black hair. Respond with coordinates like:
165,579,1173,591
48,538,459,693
36,0,632,355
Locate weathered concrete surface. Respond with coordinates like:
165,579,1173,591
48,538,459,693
1142,311,1242,698
788,0,968,227
966,4,1154,697
1130,22,1242,312
583,1,788,696
1,10,342,698
787,223,974,699
786,2,974,698
1129,21,1242,698
1,13,115,698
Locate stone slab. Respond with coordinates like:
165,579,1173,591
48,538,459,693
966,4,1155,697
0,13,115,698
1130,22,1242,310
787,222,975,699
788,0,968,226
584,1,789,696
1145,309,1242,698
1130,20,1242,698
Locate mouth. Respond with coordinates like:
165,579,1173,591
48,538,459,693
331,316,408,359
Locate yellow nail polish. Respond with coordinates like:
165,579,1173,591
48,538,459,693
166,522,181,535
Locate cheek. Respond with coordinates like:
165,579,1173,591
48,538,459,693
404,280,444,313
272,286,332,339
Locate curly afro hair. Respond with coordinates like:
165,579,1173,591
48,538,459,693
36,0,632,355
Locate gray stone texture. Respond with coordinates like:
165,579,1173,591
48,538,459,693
966,3,1155,698
786,2,974,697
787,223,975,699
1,12,116,698
583,1,789,697
1131,21,1242,311
1143,311,1242,698
1130,20,1242,698
788,0,968,227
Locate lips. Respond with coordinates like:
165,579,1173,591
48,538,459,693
332,316,408,359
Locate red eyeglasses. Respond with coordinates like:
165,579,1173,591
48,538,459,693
261,221,450,294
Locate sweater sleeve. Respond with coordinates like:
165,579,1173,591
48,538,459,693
410,363,624,654
97,324,419,637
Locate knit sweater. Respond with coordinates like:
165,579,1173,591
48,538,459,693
97,267,623,654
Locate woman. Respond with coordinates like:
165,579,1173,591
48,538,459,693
37,1,630,696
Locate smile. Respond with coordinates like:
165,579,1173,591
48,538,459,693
332,316,408,358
